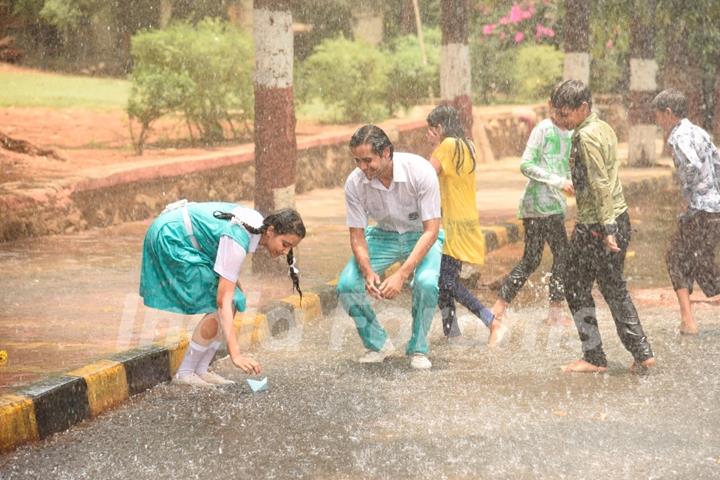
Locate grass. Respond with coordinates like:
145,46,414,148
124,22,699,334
0,70,130,109
295,97,348,124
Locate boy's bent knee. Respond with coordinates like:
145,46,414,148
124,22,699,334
337,274,364,295
414,270,440,293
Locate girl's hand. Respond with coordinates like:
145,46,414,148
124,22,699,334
232,354,262,375
427,125,442,148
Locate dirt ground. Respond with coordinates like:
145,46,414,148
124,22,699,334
0,63,347,186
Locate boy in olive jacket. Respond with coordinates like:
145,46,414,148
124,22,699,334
551,80,655,373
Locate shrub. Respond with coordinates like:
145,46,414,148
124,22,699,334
297,36,389,123
471,0,561,104
383,28,440,115
511,44,563,102
470,35,518,104
127,19,253,153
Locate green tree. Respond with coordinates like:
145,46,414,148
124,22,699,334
298,36,390,122
128,19,254,152
512,44,563,101
384,28,440,115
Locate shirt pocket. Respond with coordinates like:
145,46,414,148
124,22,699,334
397,189,420,222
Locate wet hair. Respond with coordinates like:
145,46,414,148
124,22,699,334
426,104,476,174
214,208,306,301
349,124,394,158
652,88,687,118
550,79,593,110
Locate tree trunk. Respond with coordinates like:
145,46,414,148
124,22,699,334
228,0,253,30
159,0,173,28
563,0,590,84
714,67,720,142
351,0,383,46
627,0,657,166
253,0,298,273
1,132,64,160
440,0,473,137
399,0,416,35
661,21,704,127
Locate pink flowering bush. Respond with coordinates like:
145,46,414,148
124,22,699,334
471,0,562,103
479,0,559,47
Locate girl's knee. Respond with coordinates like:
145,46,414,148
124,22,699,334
198,314,219,340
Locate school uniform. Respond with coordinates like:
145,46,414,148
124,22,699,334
140,201,263,314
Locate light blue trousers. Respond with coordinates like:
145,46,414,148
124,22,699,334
337,227,444,355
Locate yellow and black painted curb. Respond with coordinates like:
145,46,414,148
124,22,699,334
0,282,338,454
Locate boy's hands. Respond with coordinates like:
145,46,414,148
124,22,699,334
364,271,383,299
378,271,407,300
603,234,620,253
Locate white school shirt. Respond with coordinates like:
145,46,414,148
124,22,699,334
344,152,441,234
213,206,264,283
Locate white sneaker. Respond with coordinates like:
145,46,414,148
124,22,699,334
172,372,215,388
410,353,432,370
199,371,235,385
358,339,395,363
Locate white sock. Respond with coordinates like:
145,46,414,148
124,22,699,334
176,341,209,378
195,341,222,375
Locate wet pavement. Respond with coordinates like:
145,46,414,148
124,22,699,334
1,297,719,478
2,154,720,477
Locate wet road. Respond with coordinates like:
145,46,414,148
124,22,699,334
3,178,720,478
1,298,720,479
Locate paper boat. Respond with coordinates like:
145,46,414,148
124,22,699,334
246,377,268,393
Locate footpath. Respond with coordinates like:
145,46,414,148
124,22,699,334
0,106,674,452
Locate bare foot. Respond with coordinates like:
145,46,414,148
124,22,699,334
487,319,508,348
491,298,508,321
560,358,608,373
629,357,656,373
545,302,573,326
679,320,699,335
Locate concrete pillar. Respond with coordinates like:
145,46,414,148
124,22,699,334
627,0,657,166
562,0,590,84
440,0,473,137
